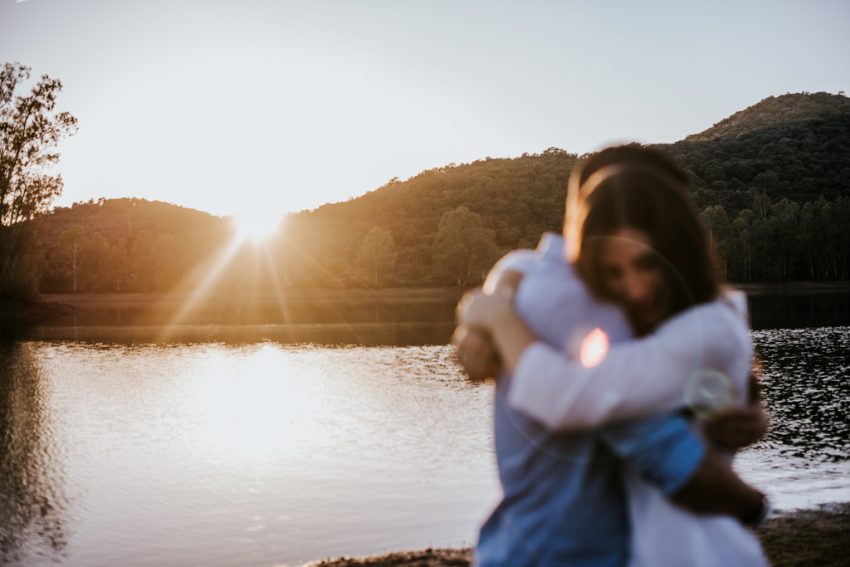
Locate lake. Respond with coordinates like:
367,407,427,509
1,291,849,566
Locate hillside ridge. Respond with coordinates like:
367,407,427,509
685,91,850,142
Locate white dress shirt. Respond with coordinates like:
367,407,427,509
507,286,754,430
493,234,768,567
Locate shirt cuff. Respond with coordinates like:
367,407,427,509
648,430,706,495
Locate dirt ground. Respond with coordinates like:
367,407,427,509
307,503,850,567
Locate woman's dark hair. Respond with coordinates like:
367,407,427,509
573,144,690,187
565,146,720,325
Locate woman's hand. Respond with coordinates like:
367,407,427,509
452,325,499,382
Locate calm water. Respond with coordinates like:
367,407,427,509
1,296,849,566
1,343,499,566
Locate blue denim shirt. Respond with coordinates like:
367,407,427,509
475,234,705,567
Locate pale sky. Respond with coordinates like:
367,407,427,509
2,0,848,220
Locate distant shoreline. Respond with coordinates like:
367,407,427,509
2,281,848,331
307,503,850,566
34,280,850,309
0,297,73,326
734,280,850,294
37,287,467,311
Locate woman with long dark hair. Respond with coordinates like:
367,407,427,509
456,146,769,566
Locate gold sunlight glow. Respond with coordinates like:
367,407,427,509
579,327,609,368
155,203,346,341
156,236,244,342
231,209,284,242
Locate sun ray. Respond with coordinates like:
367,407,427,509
273,236,366,339
262,246,292,325
156,236,245,342
156,221,369,342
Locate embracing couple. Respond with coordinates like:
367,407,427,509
454,146,771,566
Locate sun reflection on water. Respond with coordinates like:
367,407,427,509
180,343,330,468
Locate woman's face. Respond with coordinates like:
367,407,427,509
597,228,669,332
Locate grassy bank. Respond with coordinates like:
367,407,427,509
0,297,73,326
35,280,850,310
307,503,850,567
9,281,848,339
18,289,465,342
736,280,850,294
38,288,466,310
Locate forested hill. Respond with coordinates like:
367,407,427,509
664,92,850,209
42,198,226,245
684,92,850,142
35,92,850,292
293,91,850,284
37,199,230,293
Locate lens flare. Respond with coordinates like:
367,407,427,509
684,369,733,417
579,327,609,368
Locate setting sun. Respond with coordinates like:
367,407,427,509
230,209,284,242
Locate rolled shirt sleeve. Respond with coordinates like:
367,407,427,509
602,413,706,495
506,301,747,430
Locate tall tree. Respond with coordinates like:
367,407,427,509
78,232,110,293
355,226,397,286
434,206,499,286
151,235,189,290
0,62,77,297
130,231,156,291
59,224,85,294
699,204,731,279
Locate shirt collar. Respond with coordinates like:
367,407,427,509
536,232,568,262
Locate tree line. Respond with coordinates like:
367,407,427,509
701,194,850,282
31,190,850,294
2,60,848,298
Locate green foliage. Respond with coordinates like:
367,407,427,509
57,224,85,293
684,92,850,142
664,93,850,208
0,222,43,299
354,227,397,286
434,206,500,286
27,92,850,291
0,62,77,298
39,199,228,293
703,196,850,281
281,148,576,286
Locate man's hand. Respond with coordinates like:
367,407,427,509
483,268,524,296
671,450,768,526
456,269,523,331
456,288,514,331
705,372,769,452
452,326,499,382
705,404,769,452
453,269,525,381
